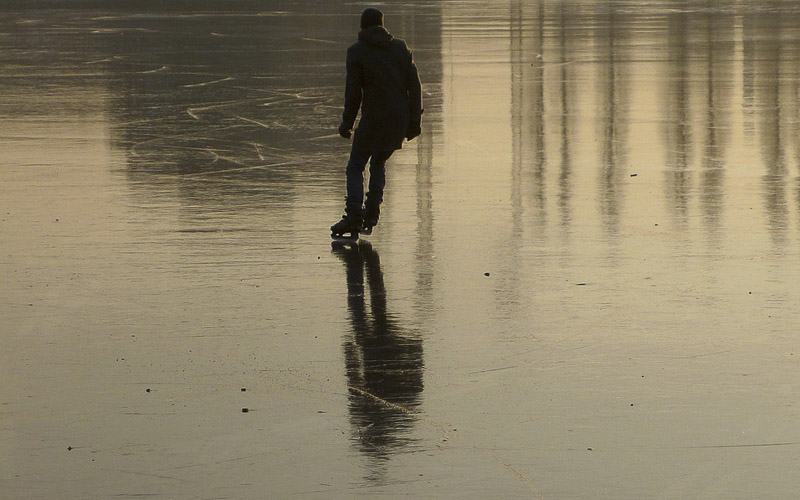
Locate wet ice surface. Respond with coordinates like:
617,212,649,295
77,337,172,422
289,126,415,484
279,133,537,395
3,0,800,498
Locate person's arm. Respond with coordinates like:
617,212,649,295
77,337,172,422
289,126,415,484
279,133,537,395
340,47,362,138
406,49,423,140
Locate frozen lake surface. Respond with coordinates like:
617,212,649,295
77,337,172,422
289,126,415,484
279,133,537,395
3,1,800,498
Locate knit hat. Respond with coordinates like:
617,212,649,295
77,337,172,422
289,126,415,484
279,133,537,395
360,8,384,29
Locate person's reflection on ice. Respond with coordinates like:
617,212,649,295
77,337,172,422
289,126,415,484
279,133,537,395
332,241,424,463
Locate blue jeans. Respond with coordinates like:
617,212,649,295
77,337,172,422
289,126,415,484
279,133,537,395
345,144,394,216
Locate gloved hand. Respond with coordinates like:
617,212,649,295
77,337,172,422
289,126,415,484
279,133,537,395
338,123,352,139
406,122,421,141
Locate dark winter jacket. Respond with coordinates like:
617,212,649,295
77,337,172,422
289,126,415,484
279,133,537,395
341,25,423,152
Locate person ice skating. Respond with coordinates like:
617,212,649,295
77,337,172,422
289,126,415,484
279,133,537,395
330,7,423,240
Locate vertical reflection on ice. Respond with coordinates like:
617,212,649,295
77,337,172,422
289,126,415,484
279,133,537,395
595,5,631,248
752,13,790,249
662,10,693,232
334,242,424,477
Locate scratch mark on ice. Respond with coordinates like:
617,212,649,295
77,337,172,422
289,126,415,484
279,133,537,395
181,76,234,88
467,365,517,375
180,161,294,178
250,143,266,160
347,385,542,497
235,115,290,130
307,133,341,141
85,56,123,65
138,65,168,74
301,37,342,45
205,148,220,163
688,442,798,449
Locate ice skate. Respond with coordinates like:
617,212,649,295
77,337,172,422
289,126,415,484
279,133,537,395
330,213,362,242
361,202,380,235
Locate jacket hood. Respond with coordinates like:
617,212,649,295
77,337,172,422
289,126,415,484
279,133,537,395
358,25,394,46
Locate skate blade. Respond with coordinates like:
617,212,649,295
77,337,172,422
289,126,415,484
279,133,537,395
331,233,359,243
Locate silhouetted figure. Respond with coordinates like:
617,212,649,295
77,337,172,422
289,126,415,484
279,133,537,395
330,8,423,240
332,241,424,465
